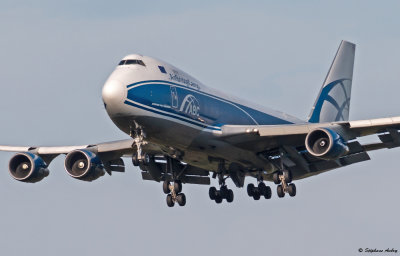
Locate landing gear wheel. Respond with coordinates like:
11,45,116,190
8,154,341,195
163,181,170,194
288,183,296,197
220,186,228,199
247,183,255,197
166,194,174,207
273,171,282,184
174,180,182,193
177,193,186,206
132,154,139,167
209,187,217,200
215,195,223,204
258,182,267,195
283,170,292,183
226,189,234,203
263,186,272,199
277,185,285,198
253,191,261,200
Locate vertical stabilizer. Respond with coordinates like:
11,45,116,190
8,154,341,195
308,40,356,123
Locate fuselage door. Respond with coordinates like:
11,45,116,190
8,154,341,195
171,86,178,109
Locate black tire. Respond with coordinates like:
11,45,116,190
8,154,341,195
258,182,267,195
253,190,261,200
288,183,296,197
132,154,139,166
163,180,170,194
264,186,272,199
177,193,186,206
226,189,234,203
283,170,292,183
277,185,285,198
215,195,223,204
166,194,174,207
273,171,281,184
220,186,228,199
174,180,182,193
247,183,255,197
209,187,217,200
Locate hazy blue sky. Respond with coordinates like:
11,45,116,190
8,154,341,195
0,1,399,256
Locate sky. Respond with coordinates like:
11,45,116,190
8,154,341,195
0,1,399,255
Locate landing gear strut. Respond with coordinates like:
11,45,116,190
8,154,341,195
247,172,272,200
162,156,187,207
209,173,234,204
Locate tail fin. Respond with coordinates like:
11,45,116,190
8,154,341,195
308,40,356,123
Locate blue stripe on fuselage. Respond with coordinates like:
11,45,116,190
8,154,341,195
125,80,293,129
123,100,221,130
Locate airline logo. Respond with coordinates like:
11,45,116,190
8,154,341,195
179,94,200,117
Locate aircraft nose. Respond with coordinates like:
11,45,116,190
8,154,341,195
102,79,126,109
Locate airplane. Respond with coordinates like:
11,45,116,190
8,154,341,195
2,40,400,207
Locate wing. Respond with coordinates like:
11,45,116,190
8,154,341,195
0,139,136,161
219,116,400,180
0,138,211,185
0,139,141,182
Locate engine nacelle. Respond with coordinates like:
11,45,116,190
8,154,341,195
64,150,105,182
9,152,49,183
305,128,349,160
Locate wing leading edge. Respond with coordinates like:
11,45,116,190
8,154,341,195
0,139,135,157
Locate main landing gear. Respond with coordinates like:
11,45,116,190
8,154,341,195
163,180,186,207
272,170,296,197
209,173,234,204
162,156,187,207
247,173,272,200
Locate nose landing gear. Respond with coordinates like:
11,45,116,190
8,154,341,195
130,122,149,166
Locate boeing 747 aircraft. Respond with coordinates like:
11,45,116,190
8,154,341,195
2,41,399,207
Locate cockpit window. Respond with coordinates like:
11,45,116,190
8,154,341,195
118,59,146,66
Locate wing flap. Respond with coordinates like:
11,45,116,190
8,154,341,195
260,141,371,181
141,171,210,185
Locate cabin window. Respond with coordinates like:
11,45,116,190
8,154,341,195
158,66,167,73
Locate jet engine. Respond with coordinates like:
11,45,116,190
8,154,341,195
64,150,105,181
9,152,49,183
305,128,349,160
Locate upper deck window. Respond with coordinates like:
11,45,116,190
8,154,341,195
118,59,146,66
158,66,167,73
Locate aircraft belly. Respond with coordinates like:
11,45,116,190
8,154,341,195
111,111,275,173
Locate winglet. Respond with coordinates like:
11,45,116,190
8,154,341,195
308,40,356,123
